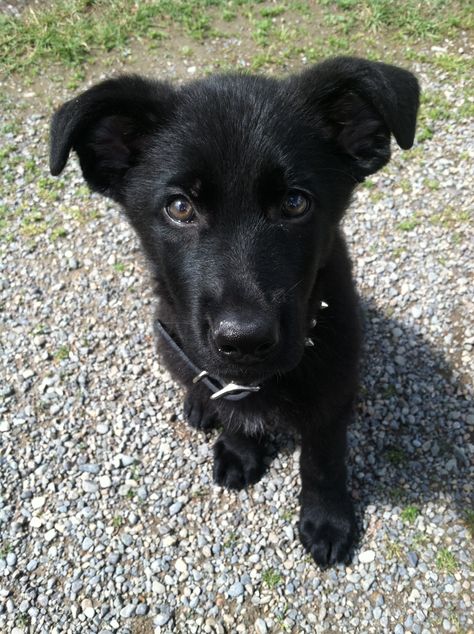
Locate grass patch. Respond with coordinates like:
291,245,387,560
0,542,12,558
275,605,291,632
262,568,282,589
0,0,222,76
400,505,420,524
420,91,454,123
417,125,435,143
397,217,420,232
223,532,238,549
1,0,472,82
392,246,406,258
51,227,68,241
386,446,407,466
413,532,429,548
15,615,30,628
386,539,403,560
429,205,471,228
191,486,209,498
55,345,70,361
281,509,295,522
20,210,47,238
260,6,286,18
0,204,11,240
436,548,459,573
319,0,474,39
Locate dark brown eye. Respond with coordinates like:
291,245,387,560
282,191,310,218
165,197,195,223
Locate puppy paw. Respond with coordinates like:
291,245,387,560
299,495,356,568
213,432,266,490
183,390,217,431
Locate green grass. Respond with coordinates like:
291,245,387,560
429,205,471,228
15,615,30,628
262,568,282,589
386,446,407,466
223,532,238,549
385,539,403,560
51,227,68,241
0,542,12,558
397,217,420,232
0,0,222,75
1,0,472,82
392,247,406,258
400,505,420,524
413,532,429,548
280,509,295,522
55,345,70,361
436,548,459,574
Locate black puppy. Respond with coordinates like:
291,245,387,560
50,57,419,567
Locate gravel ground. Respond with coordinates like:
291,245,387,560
1,55,473,634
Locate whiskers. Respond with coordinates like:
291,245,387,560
272,278,304,304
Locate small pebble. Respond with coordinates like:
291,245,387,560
358,550,375,564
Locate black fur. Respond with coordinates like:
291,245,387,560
50,57,420,567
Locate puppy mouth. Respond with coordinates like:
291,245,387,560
208,348,303,386
213,367,269,385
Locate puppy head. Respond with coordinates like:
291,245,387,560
50,57,419,383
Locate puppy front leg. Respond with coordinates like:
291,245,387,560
298,414,356,567
183,382,219,431
213,430,267,490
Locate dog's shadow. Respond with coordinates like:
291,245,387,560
271,297,472,527
349,298,472,522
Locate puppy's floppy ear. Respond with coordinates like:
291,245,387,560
296,56,420,179
50,75,175,202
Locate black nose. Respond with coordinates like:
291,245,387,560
212,314,279,361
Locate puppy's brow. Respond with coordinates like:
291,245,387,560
190,178,202,198
166,174,204,199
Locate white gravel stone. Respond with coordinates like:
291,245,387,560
82,480,98,493
44,529,57,542
358,550,376,564
120,604,135,618
31,496,46,510
175,558,187,573
99,475,112,488
82,537,93,551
